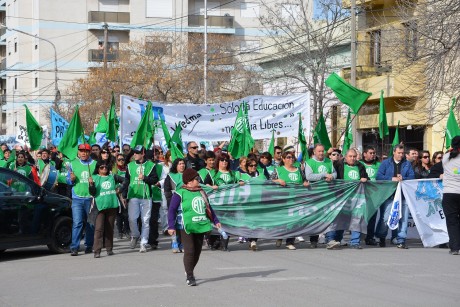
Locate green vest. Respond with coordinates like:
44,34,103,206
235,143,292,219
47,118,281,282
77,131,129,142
344,164,361,181
360,160,381,181
176,188,212,234
127,160,155,199
214,170,237,186
169,172,184,191
10,164,32,178
198,168,211,182
306,158,333,174
276,166,303,184
38,159,56,174
71,159,97,197
0,159,8,168
57,158,71,184
151,163,163,202
93,175,119,211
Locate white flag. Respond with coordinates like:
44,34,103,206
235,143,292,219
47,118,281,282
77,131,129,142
387,182,402,230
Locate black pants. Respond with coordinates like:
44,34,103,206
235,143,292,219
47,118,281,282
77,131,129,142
93,208,117,253
148,202,161,246
180,230,204,278
442,193,460,251
116,205,129,236
365,212,378,241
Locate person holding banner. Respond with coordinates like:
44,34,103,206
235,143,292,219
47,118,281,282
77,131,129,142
198,151,216,183
441,135,460,255
304,144,337,248
271,151,309,250
326,149,369,249
376,145,415,249
120,145,159,253
67,144,97,256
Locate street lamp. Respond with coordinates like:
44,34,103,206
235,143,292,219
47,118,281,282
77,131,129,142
0,25,60,104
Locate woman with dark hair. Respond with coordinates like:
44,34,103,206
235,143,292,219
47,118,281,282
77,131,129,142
258,152,274,179
432,151,443,165
164,158,186,253
113,153,129,239
100,147,115,172
270,151,309,250
89,161,124,258
442,136,460,255
414,150,432,179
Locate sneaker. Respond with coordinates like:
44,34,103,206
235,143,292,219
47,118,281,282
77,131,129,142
275,239,282,247
117,234,123,240
296,236,305,242
378,239,386,248
242,238,247,243
130,237,139,249
84,247,93,254
310,242,318,249
172,241,180,253
365,238,378,246
397,244,409,249
70,250,78,256
449,250,459,255
139,244,148,253
94,252,100,258
349,245,363,249
238,237,244,243
107,250,114,256
144,244,152,250
286,244,296,250
186,276,196,286
326,240,340,250
250,241,257,251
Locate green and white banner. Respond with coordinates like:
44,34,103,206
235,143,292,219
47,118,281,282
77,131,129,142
206,180,397,239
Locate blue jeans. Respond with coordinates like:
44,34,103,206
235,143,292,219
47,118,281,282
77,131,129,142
376,197,409,244
128,198,151,245
70,198,94,251
326,230,361,246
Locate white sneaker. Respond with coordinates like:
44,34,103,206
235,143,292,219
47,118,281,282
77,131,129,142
250,241,257,251
286,244,296,250
296,236,305,242
326,240,341,250
139,244,148,253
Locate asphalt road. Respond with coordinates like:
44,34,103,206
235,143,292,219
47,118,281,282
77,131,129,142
1,237,459,307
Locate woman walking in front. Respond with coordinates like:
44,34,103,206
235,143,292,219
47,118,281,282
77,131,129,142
168,168,221,286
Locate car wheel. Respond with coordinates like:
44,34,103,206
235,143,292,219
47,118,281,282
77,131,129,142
47,216,72,254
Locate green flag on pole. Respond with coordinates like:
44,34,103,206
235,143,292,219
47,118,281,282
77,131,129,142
388,121,400,157
313,112,332,151
24,105,43,151
130,101,153,148
106,92,117,142
298,114,307,160
325,72,372,114
58,106,84,160
160,117,184,161
342,109,353,154
445,98,460,149
268,129,275,157
228,102,255,159
89,113,108,145
171,124,183,152
379,90,389,139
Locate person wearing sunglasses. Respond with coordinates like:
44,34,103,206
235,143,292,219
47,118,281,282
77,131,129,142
414,150,432,179
271,152,309,250
113,154,129,239
68,143,97,256
427,151,444,179
88,162,125,258
185,141,205,171
304,143,337,248
272,146,283,166
99,147,115,173
168,168,221,286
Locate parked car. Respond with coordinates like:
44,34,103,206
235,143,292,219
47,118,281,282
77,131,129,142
0,167,72,254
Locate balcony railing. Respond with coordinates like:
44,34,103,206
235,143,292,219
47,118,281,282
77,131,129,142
88,11,130,24
188,15,234,28
342,65,392,81
88,49,126,62
0,27,6,37
0,59,5,70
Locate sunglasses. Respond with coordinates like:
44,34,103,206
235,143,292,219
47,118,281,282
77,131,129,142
330,153,339,156
285,156,294,159
123,149,130,152
117,159,125,162
220,158,229,162
101,151,109,154
248,164,257,167
436,156,442,160
275,152,282,155
113,149,120,152
99,165,108,169
189,146,198,149
422,156,430,159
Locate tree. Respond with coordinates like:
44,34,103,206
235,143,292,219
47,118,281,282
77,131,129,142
258,0,351,126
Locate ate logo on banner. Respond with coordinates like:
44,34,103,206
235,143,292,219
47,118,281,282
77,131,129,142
318,165,328,173
220,173,231,182
366,168,376,178
81,171,90,181
288,173,299,181
234,117,247,133
348,170,359,180
191,197,206,215
415,180,444,219
101,181,111,190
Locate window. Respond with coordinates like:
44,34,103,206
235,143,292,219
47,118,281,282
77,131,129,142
0,169,33,195
404,22,418,60
241,3,260,18
369,30,381,66
145,38,172,56
199,2,221,16
146,0,172,18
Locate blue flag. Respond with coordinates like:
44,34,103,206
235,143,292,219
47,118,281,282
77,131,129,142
50,108,69,146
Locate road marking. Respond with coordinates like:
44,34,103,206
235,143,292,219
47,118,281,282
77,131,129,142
216,266,273,270
352,263,418,267
70,273,139,280
254,276,326,282
95,284,175,292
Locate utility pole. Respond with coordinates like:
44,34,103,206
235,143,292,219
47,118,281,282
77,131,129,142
350,0,359,149
103,23,108,71
204,0,208,103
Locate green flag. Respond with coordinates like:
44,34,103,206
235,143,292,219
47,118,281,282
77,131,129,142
228,102,255,159
58,106,84,160
313,112,332,151
389,121,400,157
7,149,16,164
445,98,460,149
268,129,275,157
89,113,108,145
24,105,43,151
298,114,307,160
171,123,183,152
379,90,389,139
106,92,117,142
325,72,372,114
160,117,184,161
130,101,153,148
342,110,353,154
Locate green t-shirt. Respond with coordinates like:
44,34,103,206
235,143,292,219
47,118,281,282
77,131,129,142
344,164,361,181
92,175,119,211
306,158,333,174
360,160,381,181
151,163,163,202
0,159,9,168
10,164,32,178
213,170,238,186
276,166,304,184
71,159,97,197
38,159,56,174
127,160,155,199
169,172,184,191
176,188,212,234
57,158,71,184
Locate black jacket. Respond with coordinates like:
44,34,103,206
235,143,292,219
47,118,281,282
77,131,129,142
184,153,205,171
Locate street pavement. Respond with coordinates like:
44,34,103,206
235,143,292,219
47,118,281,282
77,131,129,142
1,236,459,307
